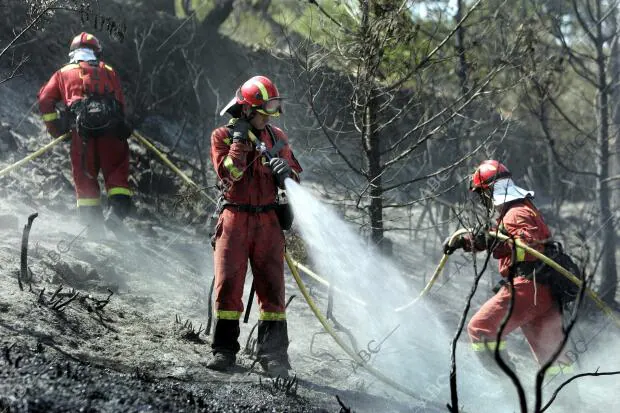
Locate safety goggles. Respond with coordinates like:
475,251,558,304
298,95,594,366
255,98,282,117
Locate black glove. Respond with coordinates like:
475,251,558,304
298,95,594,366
269,157,292,186
443,235,467,255
472,230,493,250
232,118,251,144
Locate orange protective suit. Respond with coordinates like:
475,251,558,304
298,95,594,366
466,199,572,374
37,61,131,213
210,121,302,362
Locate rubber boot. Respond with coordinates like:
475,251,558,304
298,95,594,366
256,320,291,377
78,205,105,241
207,319,240,372
206,351,236,372
104,194,132,241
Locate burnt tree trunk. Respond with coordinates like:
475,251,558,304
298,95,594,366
365,91,384,246
594,10,618,303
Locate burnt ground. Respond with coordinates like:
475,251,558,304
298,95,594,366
2,2,619,410
0,75,444,411
1,76,618,412
0,202,445,413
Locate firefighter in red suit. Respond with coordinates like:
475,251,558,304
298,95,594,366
444,160,573,378
38,32,132,238
207,76,302,375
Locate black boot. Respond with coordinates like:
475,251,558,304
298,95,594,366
105,194,132,240
78,205,105,240
256,320,291,377
206,351,236,371
207,319,241,372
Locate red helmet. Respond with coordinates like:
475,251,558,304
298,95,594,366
69,32,102,56
220,75,283,117
470,160,511,191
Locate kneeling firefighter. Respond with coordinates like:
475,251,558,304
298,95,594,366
207,75,302,375
37,32,133,239
443,160,576,380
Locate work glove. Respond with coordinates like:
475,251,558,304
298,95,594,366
269,157,292,187
443,234,468,255
471,229,493,250
232,118,251,144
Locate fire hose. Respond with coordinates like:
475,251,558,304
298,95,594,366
0,133,70,178
394,228,471,313
133,130,431,401
132,131,620,398
130,130,217,204
7,129,617,399
396,227,620,328
489,231,620,329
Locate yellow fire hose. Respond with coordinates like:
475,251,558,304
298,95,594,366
133,130,426,399
288,258,367,307
394,228,472,313
284,252,429,401
136,127,620,392
131,130,217,204
488,231,620,329
0,133,70,178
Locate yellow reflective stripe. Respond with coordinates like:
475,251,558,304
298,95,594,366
548,363,574,375
471,341,506,352
217,310,242,320
224,156,243,180
224,137,232,145
247,130,258,144
60,64,80,72
251,79,269,101
77,198,101,206
104,64,114,71
42,112,58,121
516,245,526,262
259,311,286,321
256,108,280,117
108,187,132,197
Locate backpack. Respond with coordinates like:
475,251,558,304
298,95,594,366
69,61,124,139
72,93,123,138
537,241,584,306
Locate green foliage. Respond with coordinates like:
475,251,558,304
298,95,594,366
220,9,274,49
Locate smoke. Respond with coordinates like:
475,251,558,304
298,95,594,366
286,181,620,411
286,180,511,408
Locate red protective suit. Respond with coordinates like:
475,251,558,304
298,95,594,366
37,61,131,209
210,121,302,362
467,199,572,375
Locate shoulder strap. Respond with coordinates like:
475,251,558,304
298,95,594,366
265,124,287,157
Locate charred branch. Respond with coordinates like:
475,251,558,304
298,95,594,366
447,251,493,413
535,258,593,412
493,269,527,412
336,395,354,413
175,315,206,344
19,213,38,291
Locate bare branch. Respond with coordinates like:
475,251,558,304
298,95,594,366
389,0,483,92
